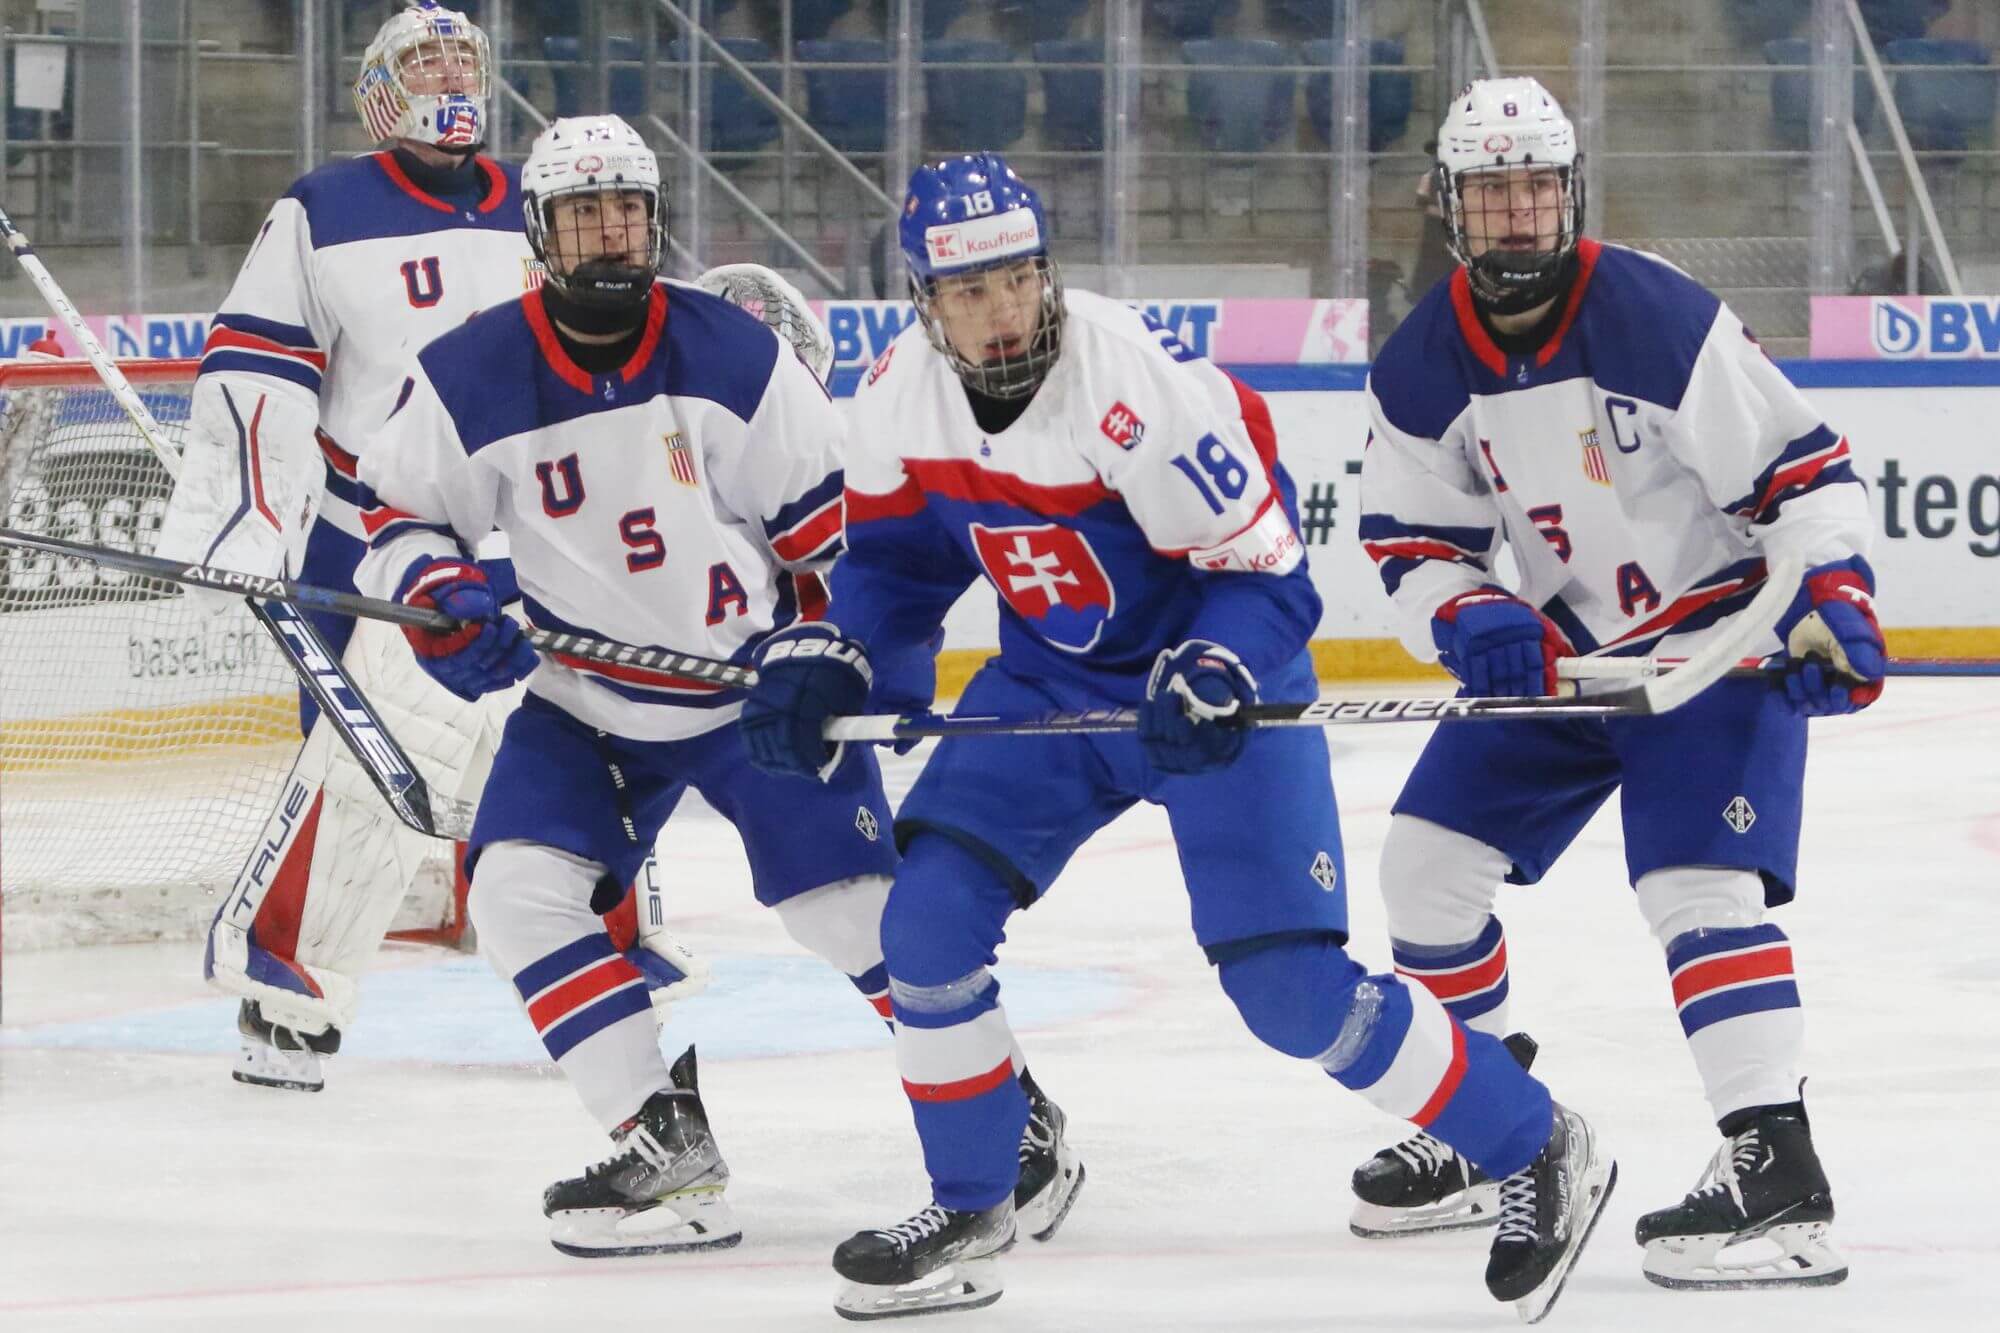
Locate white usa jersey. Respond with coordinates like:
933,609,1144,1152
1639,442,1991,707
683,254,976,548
831,288,1315,703
354,281,845,743
199,150,536,549
1361,240,1871,663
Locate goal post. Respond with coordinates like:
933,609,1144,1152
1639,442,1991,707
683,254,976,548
0,358,463,1006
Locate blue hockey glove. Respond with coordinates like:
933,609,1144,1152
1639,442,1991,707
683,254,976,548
1139,639,1259,775
740,624,873,780
397,558,539,702
1774,556,1885,716
1430,587,1574,697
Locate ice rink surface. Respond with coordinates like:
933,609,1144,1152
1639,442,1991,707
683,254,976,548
3,680,1996,1332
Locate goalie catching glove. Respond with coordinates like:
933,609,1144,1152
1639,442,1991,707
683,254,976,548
396,557,539,701
1774,556,1885,716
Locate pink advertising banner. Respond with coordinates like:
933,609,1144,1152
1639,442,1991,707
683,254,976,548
1812,295,2000,360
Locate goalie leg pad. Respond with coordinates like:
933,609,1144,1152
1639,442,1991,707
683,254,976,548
473,839,673,1134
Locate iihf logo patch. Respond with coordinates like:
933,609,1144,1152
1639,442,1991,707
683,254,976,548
1723,796,1756,834
1310,850,1339,891
855,807,880,842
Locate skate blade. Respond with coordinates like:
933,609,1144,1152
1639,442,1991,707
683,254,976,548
232,1040,323,1092
1018,1155,1087,1243
1642,1220,1849,1290
1350,1182,1500,1239
549,1193,743,1258
834,1257,1004,1322
1515,1160,1617,1325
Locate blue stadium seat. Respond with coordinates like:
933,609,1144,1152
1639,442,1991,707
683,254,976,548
1723,0,1811,46
925,40,1027,152
923,0,971,40
543,35,648,119
786,0,855,44
1149,1,1240,42
666,38,780,156
1269,0,1339,31
1003,0,1090,43
1763,38,1879,152
1183,39,1296,154
1859,0,1950,47
1035,39,1104,151
1303,38,1413,154
1884,38,1996,154
797,38,890,155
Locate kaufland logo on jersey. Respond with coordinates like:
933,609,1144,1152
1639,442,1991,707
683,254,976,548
1870,296,2000,359
925,210,1042,270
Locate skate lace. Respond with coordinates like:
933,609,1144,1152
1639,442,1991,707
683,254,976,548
1687,1127,1760,1213
877,1205,953,1252
587,1124,669,1180
1019,1110,1055,1164
1388,1132,1455,1178
1494,1167,1539,1245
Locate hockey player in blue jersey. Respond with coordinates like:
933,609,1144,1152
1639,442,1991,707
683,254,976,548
1351,78,1877,1291
354,117,1078,1259
739,152,1614,1323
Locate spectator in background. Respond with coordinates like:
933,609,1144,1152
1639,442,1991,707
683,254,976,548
1850,246,1948,296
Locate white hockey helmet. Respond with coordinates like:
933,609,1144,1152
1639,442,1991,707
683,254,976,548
1434,77,1586,314
695,264,834,382
352,2,490,150
522,115,667,311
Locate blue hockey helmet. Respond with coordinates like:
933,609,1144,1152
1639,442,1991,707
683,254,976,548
898,152,1065,400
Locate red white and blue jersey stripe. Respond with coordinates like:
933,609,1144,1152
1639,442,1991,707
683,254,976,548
1392,916,1510,1025
355,281,848,743
1361,240,1871,664
1666,922,1801,1038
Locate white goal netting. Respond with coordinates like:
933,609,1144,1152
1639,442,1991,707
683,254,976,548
0,360,451,951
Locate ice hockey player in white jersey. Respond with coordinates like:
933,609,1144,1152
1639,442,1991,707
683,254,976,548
352,118,1079,1257
150,2,617,1094
741,152,1611,1323
1353,78,1877,1292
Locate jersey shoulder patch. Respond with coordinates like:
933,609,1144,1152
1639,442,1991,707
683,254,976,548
1569,244,1722,412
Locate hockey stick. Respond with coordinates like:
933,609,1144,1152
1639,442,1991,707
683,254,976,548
0,206,466,838
1558,655,2000,681
0,526,758,690
824,559,1807,742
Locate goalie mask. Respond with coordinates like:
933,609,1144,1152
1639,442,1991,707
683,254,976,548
899,152,1065,401
353,2,490,150
522,116,667,312
695,264,834,382
1435,77,1586,315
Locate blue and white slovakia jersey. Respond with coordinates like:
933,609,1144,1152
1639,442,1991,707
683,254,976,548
831,288,1319,706
1361,239,1872,662
354,281,846,743
200,151,536,566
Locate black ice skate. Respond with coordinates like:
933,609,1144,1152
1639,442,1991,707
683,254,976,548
1013,1068,1085,1242
1350,1032,1538,1238
233,999,340,1092
1486,1103,1617,1324
542,1045,742,1257
832,1199,1015,1321
1634,1103,1846,1290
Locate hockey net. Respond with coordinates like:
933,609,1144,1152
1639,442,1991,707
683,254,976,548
0,358,458,961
